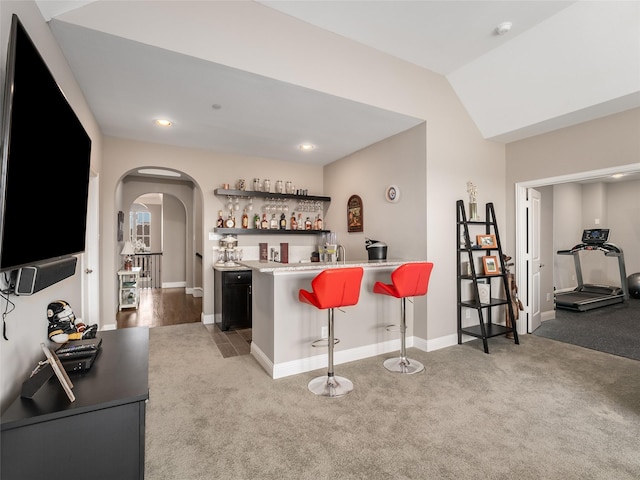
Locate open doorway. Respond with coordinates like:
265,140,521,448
515,164,640,359
117,170,204,328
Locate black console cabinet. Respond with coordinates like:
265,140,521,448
1,328,149,480
214,268,252,331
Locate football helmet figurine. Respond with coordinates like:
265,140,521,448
47,300,97,343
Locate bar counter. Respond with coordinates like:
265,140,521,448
239,259,423,379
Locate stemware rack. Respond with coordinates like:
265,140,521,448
213,188,331,235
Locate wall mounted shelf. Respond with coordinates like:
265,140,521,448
214,228,329,235
214,188,330,203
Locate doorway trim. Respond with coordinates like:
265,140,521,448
82,171,99,326
515,163,640,335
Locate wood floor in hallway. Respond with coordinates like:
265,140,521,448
116,287,202,328
116,287,251,357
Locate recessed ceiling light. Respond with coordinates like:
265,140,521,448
154,119,173,127
495,22,512,36
137,168,181,177
298,143,316,151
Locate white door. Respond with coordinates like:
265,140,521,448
528,188,542,333
82,173,100,327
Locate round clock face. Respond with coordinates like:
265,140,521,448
385,185,400,203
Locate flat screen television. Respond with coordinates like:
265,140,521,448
0,15,92,273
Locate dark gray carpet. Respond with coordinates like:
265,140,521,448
534,297,640,361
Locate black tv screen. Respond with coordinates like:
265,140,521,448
0,15,91,272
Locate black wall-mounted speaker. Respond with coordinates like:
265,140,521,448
13,256,78,296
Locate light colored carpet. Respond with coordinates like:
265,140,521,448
145,323,640,480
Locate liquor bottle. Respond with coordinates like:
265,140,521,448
254,213,261,229
270,214,278,230
216,210,224,228
279,213,287,230
261,213,268,230
290,212,297,231
241,208,249,229
297,213,303,230
316,215,323,230
305,217,312,230
225,213,235,228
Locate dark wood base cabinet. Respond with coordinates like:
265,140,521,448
214,268,252,331
1,328,149,480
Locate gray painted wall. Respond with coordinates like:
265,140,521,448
162,194,187,285
553,180,640,291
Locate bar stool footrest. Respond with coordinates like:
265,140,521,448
311,338,340,348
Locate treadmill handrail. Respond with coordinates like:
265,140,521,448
557,242,623,255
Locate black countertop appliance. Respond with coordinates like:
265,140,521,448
365,238,387,261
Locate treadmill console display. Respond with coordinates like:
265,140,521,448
582,229,609,244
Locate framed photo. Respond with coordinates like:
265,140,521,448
476,281,491,304
482,255,500,275
41,343,75,402
347,195,363,233
476,234,497,249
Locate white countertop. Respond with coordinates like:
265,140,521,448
213,263,251,272
238,259,422,274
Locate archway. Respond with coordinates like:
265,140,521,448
116,168,204,328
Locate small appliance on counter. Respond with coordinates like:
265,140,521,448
318,232,339,263
365,238,387,261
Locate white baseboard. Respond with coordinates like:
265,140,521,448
202,312,215,325
251,335,476,379
251,331,523,380
162,281,187,288
254,338,405,379
185,287,203,297
101,323,117,331
541,309,556,322
251,343,275,377
417,333,461,352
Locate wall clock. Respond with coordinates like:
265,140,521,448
385,185,400,203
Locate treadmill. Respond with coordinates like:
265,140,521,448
556,229,629,312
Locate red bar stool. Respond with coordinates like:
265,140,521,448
373,262,434,374
299,267,364,397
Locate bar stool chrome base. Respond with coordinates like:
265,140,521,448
308,374,353,397
383,357,424,374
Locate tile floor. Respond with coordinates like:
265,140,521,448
205,323,252,358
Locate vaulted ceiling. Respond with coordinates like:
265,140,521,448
35,1,640,165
